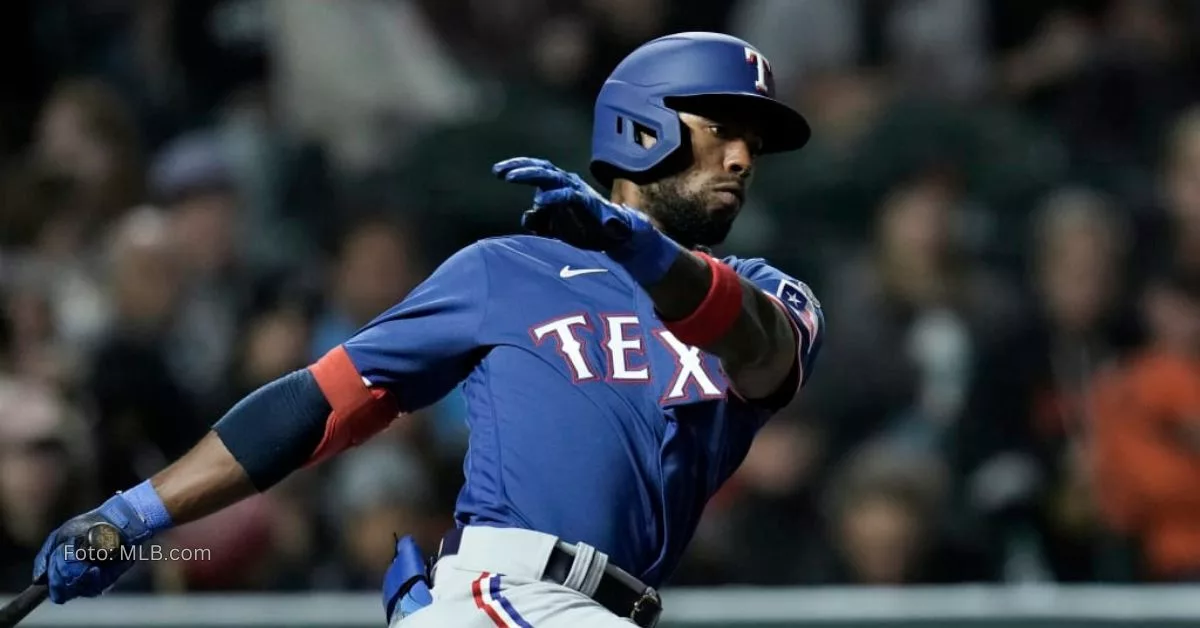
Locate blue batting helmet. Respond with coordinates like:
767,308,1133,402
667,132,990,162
590,32,810,187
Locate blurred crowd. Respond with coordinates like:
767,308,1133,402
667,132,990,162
0,0,1199,594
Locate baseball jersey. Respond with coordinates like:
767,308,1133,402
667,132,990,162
339,235,823,587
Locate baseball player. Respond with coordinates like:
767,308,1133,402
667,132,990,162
31,32,823,627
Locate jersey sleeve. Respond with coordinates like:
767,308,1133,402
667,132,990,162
339,242,492,412
724,256,825,397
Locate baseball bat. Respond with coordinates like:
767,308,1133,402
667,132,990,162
0,522,123,628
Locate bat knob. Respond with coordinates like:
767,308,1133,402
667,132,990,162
85,523,122,554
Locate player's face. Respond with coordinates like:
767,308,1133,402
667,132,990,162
638,111,763,247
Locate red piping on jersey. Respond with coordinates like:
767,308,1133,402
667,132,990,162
305,345,398,466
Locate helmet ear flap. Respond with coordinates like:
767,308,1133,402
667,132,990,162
591,112,634,187
590,87,687,187
592,106,692,188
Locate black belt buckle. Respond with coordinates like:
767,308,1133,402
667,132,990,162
629,588,662,627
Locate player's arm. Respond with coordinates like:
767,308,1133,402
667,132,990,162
32,244,490,603
152,346,394,524
646,252,820,403
30,345,379,603
152,242,492,524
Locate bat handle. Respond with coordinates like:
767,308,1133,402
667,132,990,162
0,583,49,628
0,521,124,628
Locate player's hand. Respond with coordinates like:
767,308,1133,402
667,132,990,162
493,157,655,251
32,493,154,603
493,157,685,285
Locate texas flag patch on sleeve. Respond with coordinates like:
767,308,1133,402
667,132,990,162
774,278,822,376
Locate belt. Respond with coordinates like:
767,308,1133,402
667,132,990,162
437,528,662,628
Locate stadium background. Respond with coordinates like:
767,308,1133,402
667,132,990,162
1,0,1200,625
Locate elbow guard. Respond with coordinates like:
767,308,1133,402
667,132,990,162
305,346,400,466
213,347,401,491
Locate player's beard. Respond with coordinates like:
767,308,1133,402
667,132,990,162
639,176,736,249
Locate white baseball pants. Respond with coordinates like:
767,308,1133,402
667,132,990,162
391,527,646,627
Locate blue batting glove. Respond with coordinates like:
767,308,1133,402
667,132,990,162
32,480,170,603
383,535,433,624
493,157,683,285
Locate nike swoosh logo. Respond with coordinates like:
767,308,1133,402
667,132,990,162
559,266,609,278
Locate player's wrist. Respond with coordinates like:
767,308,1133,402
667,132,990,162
607,215,684,286
119,479,173,534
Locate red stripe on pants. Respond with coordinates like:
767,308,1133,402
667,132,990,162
471,572,510,627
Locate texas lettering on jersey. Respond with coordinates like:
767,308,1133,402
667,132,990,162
530,313,726,403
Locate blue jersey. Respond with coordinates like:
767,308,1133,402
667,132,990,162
340,235,823,586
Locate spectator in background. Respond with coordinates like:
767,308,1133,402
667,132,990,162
1085,0,1200,173
998,0,1200,195
801,168,1021,470
152,494,280,592
268,0,481,173
150,131,247,420
732,0,989,104
1092,265,1200,581
30,78,145,253
0,304,11,374
956,188,1139,583
309,218,420,362
2,275,72,388
812,442,988,584
578,0,671,96
153,483,319,592
324,442,448,590
17,79,146,354
30,0,269,150
682,402,825,586
387,2,596,232
0,380,95,592
1160,107,1200,274
225,305,311,404
994,3,1099,112
85,207,206,496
